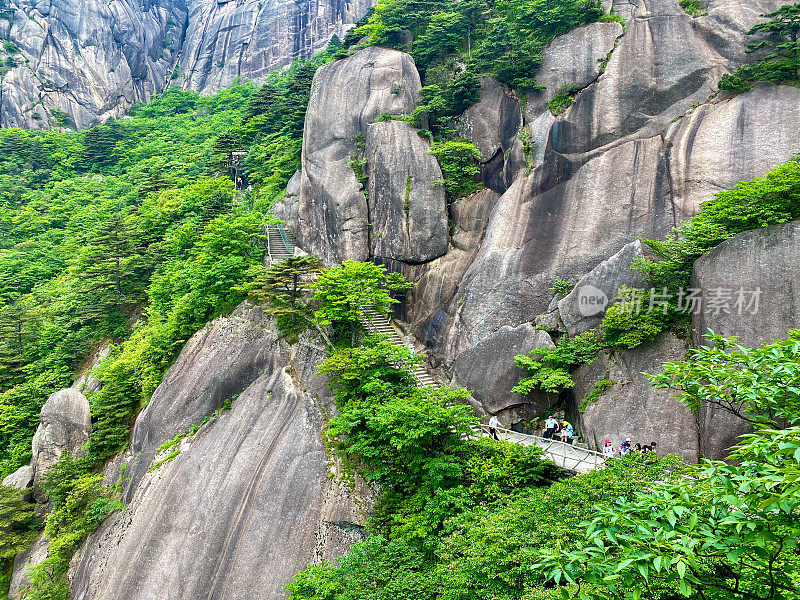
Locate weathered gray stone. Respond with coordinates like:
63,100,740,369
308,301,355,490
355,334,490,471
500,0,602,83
123,303,284,499
457,78,522,191
691,221,800,459
296,47,422,265
365,121,448,263
8,534,48,600
70,328,365,600
1,0,187,129
2,465,33,490
31,388,91,501
572,332,698,461
452,323,555,414
666,84,800,216
558,240,648,337
525,21,623,118
179,0,374,95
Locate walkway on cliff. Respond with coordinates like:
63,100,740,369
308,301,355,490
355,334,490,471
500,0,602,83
264,224,604,474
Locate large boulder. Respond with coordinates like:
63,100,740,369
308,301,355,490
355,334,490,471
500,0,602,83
1,465,33,491
31,388,91,501
452,323,556,415
70,331,365,600
691,221,800,459
365,121,448,263
572,332,698,461
525,21,623,118
557,240,648,337
123,303,285,499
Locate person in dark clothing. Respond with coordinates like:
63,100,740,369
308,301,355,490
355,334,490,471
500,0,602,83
543,415,559,439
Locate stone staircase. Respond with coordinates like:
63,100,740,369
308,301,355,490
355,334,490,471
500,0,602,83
361,308,438,388
266,225,294,266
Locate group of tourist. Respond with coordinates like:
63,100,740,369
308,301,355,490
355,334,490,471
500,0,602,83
602,438,657,459
542,415,575,443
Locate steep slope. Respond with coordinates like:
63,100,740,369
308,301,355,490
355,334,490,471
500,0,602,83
70,306,367,600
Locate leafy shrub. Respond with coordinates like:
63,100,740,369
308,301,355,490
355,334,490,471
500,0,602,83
579,372,616,412
550,278,573,296
513,330,603,394
678,0,707,17
600,292,670,349
427,139,482,198
548,83,580,115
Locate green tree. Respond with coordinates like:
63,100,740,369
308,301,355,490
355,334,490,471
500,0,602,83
427,140,482,198
312,261,413,343
648,330,800,426
0,485,41,561
513,330,603,394
720,4,800,91
247,255,325,343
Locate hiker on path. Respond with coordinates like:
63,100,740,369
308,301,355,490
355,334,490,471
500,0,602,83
602,439,617,460
543,415,559,439
559,421,574,443
488,415,500,440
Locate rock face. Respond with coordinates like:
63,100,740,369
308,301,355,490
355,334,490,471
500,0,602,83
366,121,448,263
1,0,187,129
123,303,285,499
31,388,91,500
572,332,698,461
295,47,446,265
71,313,366,600
452,324,555,415
691,221,800,458
557,240,648,337
8,534,48,600
179,0,373,94
0,0,375,129
286,0,800,459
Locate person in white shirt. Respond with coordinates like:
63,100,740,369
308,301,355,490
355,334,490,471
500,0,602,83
602,439,617,459
543,415,559,439
488,415,500,440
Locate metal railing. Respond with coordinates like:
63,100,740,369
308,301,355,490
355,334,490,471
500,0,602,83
481,425,604,474
276,223,295,255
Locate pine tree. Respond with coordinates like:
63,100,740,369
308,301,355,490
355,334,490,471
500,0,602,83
249,255,324,342
0,300,28,388
0,485,41,561
720,4,800,90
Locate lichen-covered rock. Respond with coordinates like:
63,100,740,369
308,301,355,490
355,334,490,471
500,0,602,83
123,303,284,500
178,0,373,95
1,0,187,129
365,121,448,263
70,326,365,600
31,388,91,501
691,221,800,459
71,343,111,394
557,240,648,337
1,465,33,490
296,47,422,265
452,323,555,415
572,332,698,461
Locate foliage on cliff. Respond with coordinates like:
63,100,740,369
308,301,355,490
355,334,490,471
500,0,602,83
719,4,800,91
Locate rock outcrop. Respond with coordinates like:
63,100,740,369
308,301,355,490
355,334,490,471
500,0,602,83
179,0,373,95
285,0,800,459
8,534,48,600
571,332,698,461
71,311,366,600
1,464,33,490
691,221,800,458
294,47,446,265
31,388,91,501
0,0,187,129
123,303,284,499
